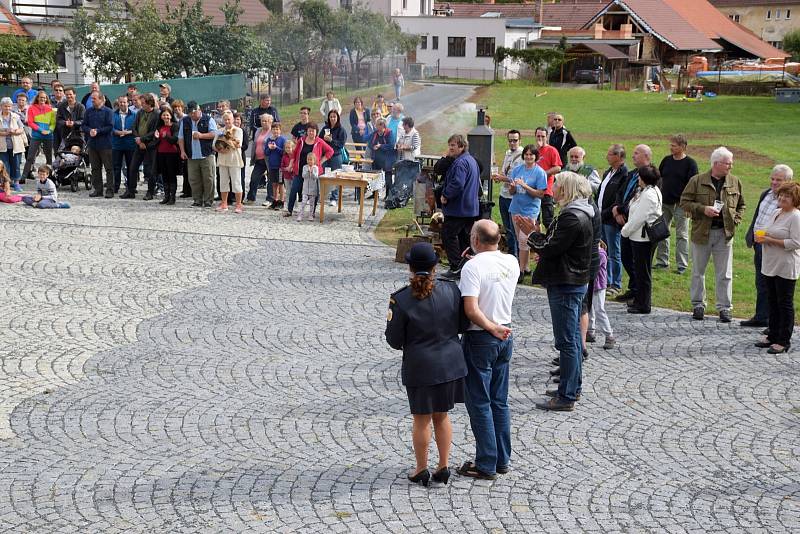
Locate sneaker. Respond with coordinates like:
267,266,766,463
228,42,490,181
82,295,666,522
243,199,255,205
329,199,336,206
234,206,243,214
12,183,22,192
603,336,616,349
262,201,272,207
586,332,596,343
719,310,732,323
692,306,705,321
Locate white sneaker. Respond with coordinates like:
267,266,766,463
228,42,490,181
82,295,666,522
329,199,336,206
262,201,271,207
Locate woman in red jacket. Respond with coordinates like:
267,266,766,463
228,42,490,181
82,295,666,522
284,122,333,217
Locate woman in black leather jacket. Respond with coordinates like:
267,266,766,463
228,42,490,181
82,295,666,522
516,171,594,411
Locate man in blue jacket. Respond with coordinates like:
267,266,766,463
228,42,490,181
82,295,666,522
440,134,480,279
81,91,114,198
112,95,136,194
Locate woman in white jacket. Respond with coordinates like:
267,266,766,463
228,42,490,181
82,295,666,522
621,165,663,314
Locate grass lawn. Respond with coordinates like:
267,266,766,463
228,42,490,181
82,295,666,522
376,81,800,320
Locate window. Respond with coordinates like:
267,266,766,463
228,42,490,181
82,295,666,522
54,43,66,69
729,14,740,22
777,9,781,18
432,36,439,50
448,36,466,57
766,9,771,19
403,0,407,9
476,37,496,57
420,36,427,50
787,9,791,19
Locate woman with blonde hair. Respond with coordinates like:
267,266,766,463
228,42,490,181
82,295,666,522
215,110,245,213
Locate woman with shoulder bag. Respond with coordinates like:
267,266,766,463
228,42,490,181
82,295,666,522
621,165,664,314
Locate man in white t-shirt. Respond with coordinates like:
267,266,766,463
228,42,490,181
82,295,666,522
456,219,520,480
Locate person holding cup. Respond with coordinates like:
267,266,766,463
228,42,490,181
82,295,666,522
322,110,346,206
680,147,746,323
753,181,800,354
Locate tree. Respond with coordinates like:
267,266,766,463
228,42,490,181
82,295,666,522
258,14,316,98
0,35,60,82
162,0,216,77
66,0,172,82
784,29,800,61
206,0,276,76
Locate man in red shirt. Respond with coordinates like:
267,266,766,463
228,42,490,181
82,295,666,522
534,127,562,227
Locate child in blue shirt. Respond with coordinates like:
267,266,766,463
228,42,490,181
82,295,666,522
22,165,70,208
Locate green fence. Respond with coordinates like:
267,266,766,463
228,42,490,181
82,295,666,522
0,74,248,107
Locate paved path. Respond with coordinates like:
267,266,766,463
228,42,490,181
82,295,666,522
1,84,799,532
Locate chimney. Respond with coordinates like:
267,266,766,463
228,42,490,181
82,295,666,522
594,23,604,39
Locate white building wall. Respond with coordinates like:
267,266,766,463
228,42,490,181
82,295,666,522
395,17,532,79
284,0,427,17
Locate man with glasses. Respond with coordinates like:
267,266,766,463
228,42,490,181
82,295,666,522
50,83,66,106
492,130,523,257
291,107,311,140
534,127,562,228
548,114,577,166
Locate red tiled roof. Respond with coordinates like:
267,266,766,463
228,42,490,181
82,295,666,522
658,0,790,58
586,0,789,58
709,0,797,6
432,2,608,28
133,0,270,26
0,4,31,37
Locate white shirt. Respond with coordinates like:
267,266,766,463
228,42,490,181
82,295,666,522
597,167,619,211
459,250,520,330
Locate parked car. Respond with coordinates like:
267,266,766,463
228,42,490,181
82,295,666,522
574,68,608,84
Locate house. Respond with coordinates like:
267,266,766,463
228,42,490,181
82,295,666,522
709,1,800,49
394,1,608,79
283,0,430,17
5,0,270,86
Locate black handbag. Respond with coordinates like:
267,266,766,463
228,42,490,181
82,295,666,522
644,215,670,242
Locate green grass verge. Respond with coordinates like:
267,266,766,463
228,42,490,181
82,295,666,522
376,82,800,319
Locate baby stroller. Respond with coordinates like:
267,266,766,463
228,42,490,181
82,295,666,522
53,131,90,192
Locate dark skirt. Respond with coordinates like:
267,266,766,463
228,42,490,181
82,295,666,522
406,377,465,415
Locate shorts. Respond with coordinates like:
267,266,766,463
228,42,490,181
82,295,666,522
268,168,282,185
219,166,243,193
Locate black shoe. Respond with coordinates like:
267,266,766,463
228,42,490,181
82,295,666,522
143,192,154,201
586,332,596,343
496,465,510,475
190,202,202,207
104,191,114,199
179,193,192,198
457,461,496,480
536,397,575,411
719,310,732,323
166,196,176,205
431,467,450,484
740,318,767,328
203,201,213,208
18,177,26,184
754,341,772,348
627,307,651,314
552,376,560,384
692,306,704,320
214,196,222,201
545,389,581,401
89,191,102,197
614,291,635,302
767,345,790,354
550,357,560,366
159,197,169,204
407,469,430,487
549,367,560,377
120,192,135,199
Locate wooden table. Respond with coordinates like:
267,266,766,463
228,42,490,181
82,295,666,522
318,172,380,226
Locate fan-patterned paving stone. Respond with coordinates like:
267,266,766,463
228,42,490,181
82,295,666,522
0,191,798,532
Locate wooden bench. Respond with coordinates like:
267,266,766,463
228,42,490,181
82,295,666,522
345,142,373,169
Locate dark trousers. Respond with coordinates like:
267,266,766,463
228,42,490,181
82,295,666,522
541,194,554,228
127,147,155,194
766,275,795,347
498,196,517,257
112,148,134,193
442,215,474,268
247,159,268,201
754,244,770,322
620,235,637,293
22,138,53,178
88,147,113,194
631,240,655,312
180,160,191,196
157,151,180,197
287,175,304,214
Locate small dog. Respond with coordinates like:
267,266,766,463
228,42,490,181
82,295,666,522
214,128,238,153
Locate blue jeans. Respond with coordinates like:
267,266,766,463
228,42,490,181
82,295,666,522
0,149,21,184
547,284,587,401
498,196,517,257
602,223,622,289
462,330,513,475
327,153,343,200
286,175,304,214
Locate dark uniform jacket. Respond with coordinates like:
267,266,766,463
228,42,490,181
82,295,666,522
385,280,467,388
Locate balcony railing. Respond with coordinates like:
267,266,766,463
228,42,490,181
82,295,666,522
12,0,86,20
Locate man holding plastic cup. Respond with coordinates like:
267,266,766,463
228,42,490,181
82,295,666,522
742,164,794,329
680,147,746,323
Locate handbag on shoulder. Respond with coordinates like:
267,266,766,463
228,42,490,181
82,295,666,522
644,215,670,242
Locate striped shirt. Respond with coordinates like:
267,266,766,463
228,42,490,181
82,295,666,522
754,191,780,231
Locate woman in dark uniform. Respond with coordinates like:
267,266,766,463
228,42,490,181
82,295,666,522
385,242,467,487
